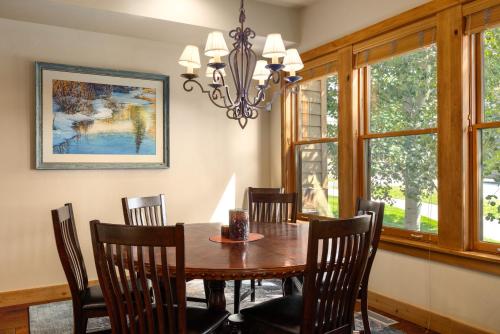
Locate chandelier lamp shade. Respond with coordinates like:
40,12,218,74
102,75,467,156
178,0,303,129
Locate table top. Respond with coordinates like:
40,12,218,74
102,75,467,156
175,222,309,280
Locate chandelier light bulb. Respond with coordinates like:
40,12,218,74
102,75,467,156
205,31,229,63
253,60,270,85
263,33,286,64
283,48,304,76
179,45,201,74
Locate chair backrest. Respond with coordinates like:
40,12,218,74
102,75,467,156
249,192,297,223
355,197,385,288
51,203,88,302
90,221,186,334
302,216,372,334
122,194,167,226
248,187,283,195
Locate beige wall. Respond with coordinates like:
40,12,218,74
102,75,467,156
371,250,500,332
273,0,500,332
299,0,430,51
0,18,270,292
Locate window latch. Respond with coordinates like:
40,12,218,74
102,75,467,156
410,233,424,240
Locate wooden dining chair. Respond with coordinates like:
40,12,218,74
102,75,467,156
51,203,108,334
356,197,385,334
232,190,297,314
232,187,283,312
90,221,230,334
240,215,373,334
248,192,298,224
122,194,167,226
122,194,209,305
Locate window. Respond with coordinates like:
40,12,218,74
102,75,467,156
363,45,438,237
283,2,500,273
473,27,500,251
295,75,339,218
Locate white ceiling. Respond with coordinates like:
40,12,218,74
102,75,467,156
255,0,318,8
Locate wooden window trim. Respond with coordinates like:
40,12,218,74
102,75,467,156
282,0,500,274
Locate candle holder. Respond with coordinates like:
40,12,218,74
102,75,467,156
221,225,230,238
229,209,249,241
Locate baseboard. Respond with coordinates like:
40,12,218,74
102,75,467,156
368,290,495,334
0,280,98,310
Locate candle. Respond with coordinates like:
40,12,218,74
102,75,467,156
229,209,249,241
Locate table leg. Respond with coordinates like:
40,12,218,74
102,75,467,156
207,280,226,312
282,277,294,296
282,276,303,296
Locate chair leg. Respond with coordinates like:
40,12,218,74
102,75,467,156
360,288,371,334
73,312,88,334
257,279,262,286
203,279,210,307
250,279,256,302
234,280,242,314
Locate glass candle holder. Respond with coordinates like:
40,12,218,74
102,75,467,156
229,209,249,241
221,225,230,238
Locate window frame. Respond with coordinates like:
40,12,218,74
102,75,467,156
358,50,439,243
471,29,500,254
291,74,340,221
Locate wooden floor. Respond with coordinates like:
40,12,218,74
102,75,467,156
0,303,437,334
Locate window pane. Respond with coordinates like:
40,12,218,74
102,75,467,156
480,128,500,243
367,134,438,233
298,75,338,139
484,27,500,122
297,142,338,217
369,45,437,133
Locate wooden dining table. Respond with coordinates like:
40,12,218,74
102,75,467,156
147,222,309,312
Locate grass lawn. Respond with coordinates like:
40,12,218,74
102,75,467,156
327,196,438,234
386,187,438,205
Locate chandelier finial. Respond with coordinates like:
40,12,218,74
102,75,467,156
239,0,246,25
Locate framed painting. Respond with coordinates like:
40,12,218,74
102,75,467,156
35,62,169,169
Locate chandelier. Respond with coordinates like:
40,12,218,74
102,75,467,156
178,0,303,129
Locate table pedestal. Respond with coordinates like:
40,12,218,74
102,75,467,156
207,280,226,311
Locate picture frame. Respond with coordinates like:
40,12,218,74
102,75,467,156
35,62,169,169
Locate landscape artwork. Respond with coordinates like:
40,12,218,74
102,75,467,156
52,81,156,155
36,62,169,169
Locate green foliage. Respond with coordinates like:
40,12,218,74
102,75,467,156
367,45,438,230
484,28,500,122
484,194,500,224
481,28,500,225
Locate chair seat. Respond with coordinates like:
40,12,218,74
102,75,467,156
240,295,303,334
134,305,229,334
185,307,230,334
81,285,107,311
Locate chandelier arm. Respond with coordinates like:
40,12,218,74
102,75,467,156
183,79,232,109
211,69,237,108
246,70,276,107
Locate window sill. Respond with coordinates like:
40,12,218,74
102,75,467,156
379,235,500,276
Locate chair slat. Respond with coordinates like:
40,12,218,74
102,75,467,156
122,194,167,227
248,192,297,224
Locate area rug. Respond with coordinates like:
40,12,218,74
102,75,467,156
30,279,403,333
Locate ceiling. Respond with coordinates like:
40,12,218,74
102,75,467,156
255,0,318,8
